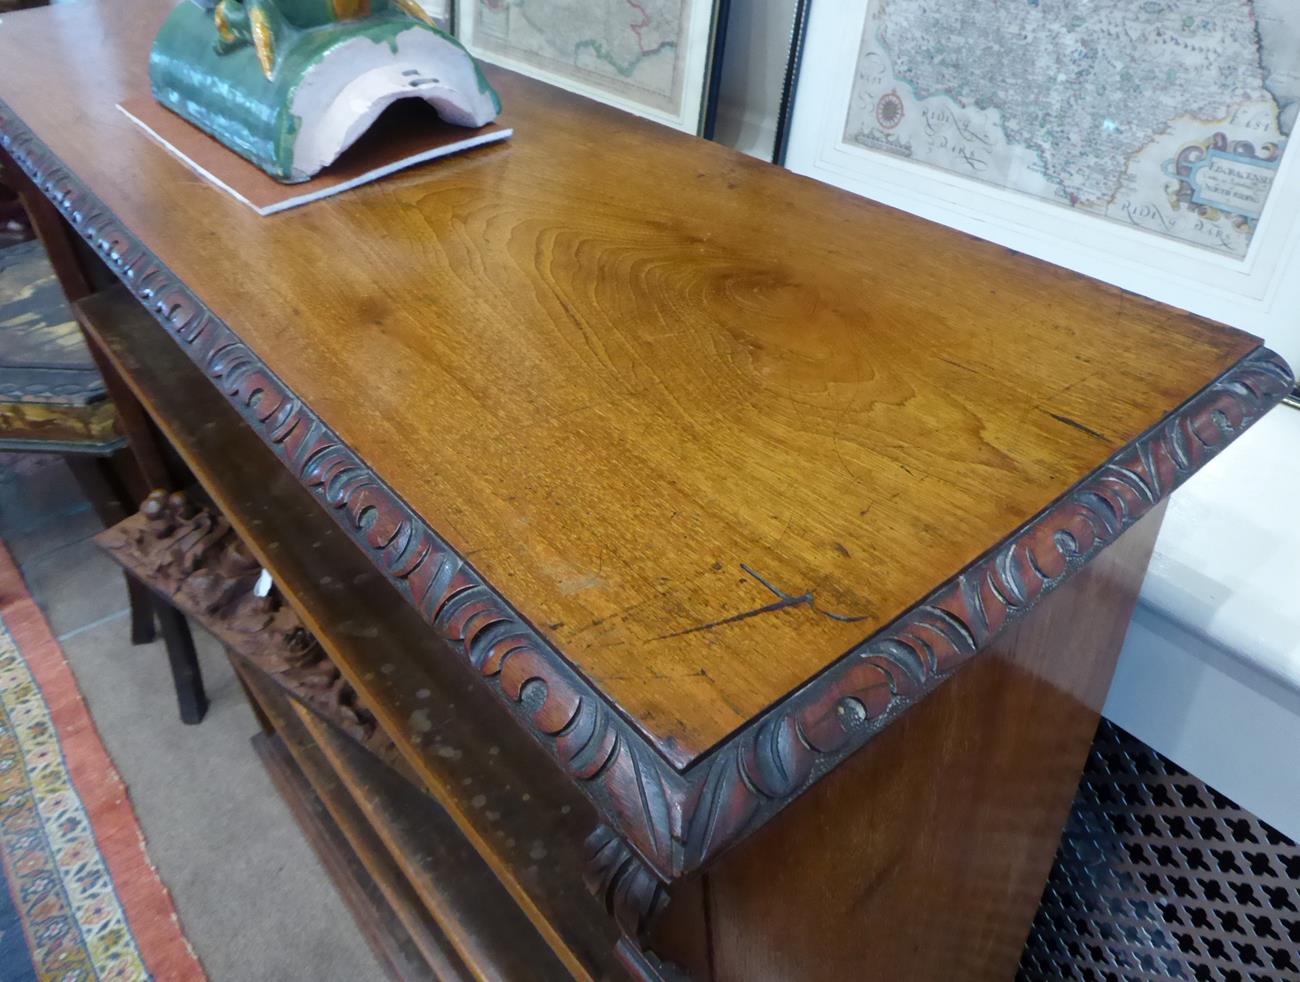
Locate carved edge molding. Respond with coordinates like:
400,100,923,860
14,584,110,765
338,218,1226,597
614,941,691,982
585,825,687,982
584,825,671,942
672,345,1293,871
0,105,692,880
3,103,1292,889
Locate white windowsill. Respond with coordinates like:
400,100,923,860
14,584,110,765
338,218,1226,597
1135,404,1300,692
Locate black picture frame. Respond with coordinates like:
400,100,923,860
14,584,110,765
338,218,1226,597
772,0,813,165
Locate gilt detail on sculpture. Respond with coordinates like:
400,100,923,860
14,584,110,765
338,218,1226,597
149,0,501,181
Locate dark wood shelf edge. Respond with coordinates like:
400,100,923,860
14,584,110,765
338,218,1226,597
242,657,574,980
286,687,574,980
251,728,450,982
242,661,472,979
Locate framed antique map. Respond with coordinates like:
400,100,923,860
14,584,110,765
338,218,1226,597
781,0,1300,367
454,0,728,134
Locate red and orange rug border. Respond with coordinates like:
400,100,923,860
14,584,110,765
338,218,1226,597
0,539,204,979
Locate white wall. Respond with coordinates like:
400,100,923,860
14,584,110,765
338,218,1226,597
712,0,797,160
1108,609,1300,843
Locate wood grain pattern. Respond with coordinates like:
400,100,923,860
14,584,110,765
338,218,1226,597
667,347,1291,879
0,0,1280,772
62,278,1295,884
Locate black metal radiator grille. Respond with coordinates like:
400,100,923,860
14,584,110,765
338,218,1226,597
1020,720,1300,982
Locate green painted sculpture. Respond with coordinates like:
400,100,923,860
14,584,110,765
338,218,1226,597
150,0,501,182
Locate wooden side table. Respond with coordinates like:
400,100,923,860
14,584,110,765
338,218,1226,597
0,1,1292,976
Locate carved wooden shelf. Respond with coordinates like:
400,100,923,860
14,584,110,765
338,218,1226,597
94,488,410,772
74,285,623,979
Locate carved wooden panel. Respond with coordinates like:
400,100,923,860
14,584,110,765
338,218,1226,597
96,489,403,768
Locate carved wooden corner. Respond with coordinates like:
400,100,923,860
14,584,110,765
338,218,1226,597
613,941,692,982
584,825,688,981
584,825,669,941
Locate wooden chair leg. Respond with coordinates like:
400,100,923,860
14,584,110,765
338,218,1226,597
99,452,157,643
151,590,208,725
65,453,156,644
66,453,125,523
70,459,205,720
125,574,156,645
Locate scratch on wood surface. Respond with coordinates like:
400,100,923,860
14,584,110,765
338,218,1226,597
1044,409,1108,444
651,564,869,641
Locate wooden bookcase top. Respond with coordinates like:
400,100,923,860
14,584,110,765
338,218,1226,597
0,0,1284,787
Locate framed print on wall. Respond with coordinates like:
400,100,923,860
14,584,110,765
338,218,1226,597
454,0,729,134
779,0,1300,370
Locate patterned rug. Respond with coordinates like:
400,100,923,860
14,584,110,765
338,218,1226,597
0,541,203,980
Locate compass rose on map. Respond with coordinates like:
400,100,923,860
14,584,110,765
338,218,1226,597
875,90,905,130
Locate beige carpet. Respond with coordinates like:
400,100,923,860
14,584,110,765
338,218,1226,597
0,452,384,981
